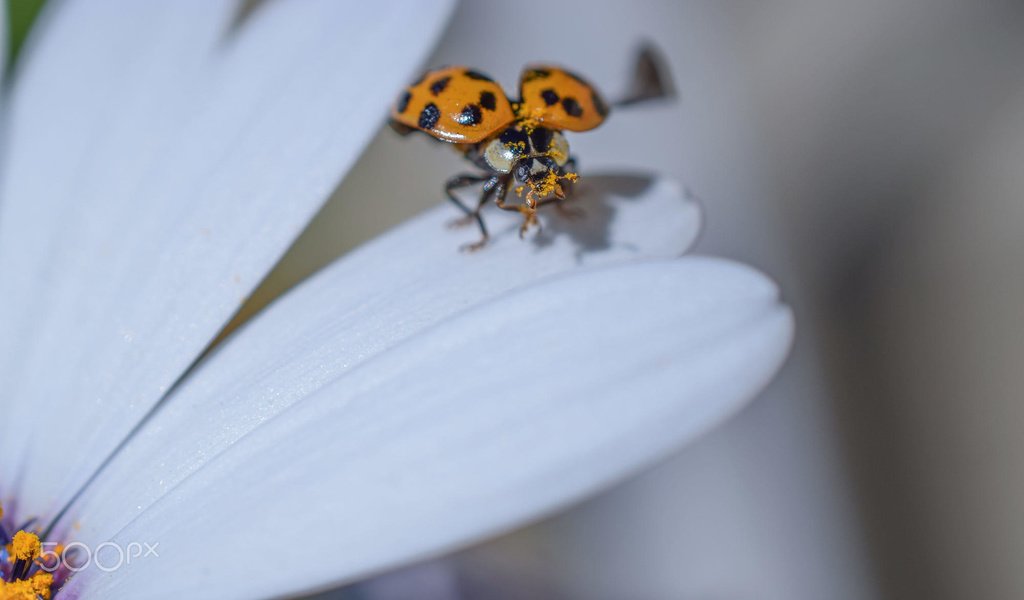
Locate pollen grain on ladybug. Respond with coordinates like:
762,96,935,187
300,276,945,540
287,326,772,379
390,47,671,252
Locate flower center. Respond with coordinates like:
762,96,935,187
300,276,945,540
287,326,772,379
1,503,68,600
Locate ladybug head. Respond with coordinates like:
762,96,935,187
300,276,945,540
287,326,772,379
513,154,578,204
512,127,575,201
481,124,576,203
513,154,559,186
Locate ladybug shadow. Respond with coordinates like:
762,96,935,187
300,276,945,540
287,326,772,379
519,172,658,259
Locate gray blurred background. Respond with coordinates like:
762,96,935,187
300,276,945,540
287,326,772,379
13,1,1023,598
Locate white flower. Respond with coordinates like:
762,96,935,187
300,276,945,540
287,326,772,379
0,1,793,598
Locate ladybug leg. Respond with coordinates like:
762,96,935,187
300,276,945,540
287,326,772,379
445,173,489,227
494,179,539,239
474,175,501,215
494,174,534,234
544,157,586,220
492,174,518,213
448,175,499,229
457,176,502,252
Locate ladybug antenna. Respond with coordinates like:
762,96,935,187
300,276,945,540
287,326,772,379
614,42,675,108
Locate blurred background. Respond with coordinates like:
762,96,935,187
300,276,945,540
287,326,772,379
10,1,1024,598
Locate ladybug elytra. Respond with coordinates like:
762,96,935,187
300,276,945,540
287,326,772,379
390,47,670,250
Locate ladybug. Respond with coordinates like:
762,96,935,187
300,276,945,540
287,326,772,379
391,47,669,251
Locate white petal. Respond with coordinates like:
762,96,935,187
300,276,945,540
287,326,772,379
0,0,454,517
70,258,793,600
64,175,700,543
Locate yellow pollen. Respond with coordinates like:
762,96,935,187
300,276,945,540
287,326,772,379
29,572,53,599
535,170,559,196
548,146,567,164
9,531,40,562
0,572,54,600
0,503,4,520
523,169,579,204
514,105,545,133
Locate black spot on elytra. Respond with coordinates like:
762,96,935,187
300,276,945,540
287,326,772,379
455,104,483,126
592,90,609,117
523,68,551,83
464,69,493,82
540,89,560,106
429,76,451,96
479,91,497,111
530,127,553,152
418,103,440,129
562,97,583,117
397,91,411,113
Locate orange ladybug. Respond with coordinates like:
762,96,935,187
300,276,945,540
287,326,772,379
390,47,670,250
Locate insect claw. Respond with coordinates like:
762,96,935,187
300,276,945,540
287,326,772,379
517,206,541,238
